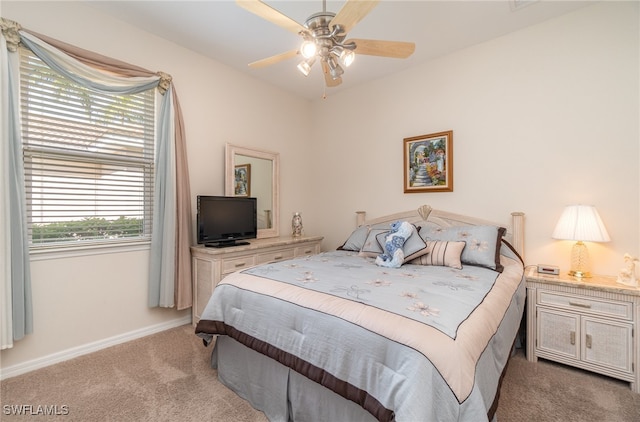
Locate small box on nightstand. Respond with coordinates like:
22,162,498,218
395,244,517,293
536,264,559,275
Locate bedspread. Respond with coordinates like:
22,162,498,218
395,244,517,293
196,248,525,421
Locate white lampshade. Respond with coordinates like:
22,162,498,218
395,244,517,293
552,205,610,242
552,205,610,278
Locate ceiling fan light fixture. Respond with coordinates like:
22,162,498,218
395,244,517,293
297,58,315,77
297,61,312,77
327,57,343,80
340,49,355,67
300,40,317,59
238,0,415,91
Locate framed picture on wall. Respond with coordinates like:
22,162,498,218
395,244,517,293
234,163,251,197
403,131,453,193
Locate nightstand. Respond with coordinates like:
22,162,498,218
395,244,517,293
525,267,640,393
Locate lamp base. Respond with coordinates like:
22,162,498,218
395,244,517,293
568,270,592,278
568,241,592,279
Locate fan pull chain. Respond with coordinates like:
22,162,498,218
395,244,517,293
322,72,328,99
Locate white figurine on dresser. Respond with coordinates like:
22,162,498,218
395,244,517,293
617,253,639,287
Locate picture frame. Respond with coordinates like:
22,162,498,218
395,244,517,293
234,163,251,197
403,130,453,193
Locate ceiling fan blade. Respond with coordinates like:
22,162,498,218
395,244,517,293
236,0,305,34
248,49,299,68
348,39,416,58
321,61,342,87
331,0,380,33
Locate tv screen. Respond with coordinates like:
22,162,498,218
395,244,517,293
197,196,257,247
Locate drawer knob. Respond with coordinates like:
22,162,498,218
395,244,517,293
235,262,246,268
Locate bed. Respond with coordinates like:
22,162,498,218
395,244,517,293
195,205,526,421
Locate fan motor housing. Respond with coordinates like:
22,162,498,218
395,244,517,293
304,11,335,35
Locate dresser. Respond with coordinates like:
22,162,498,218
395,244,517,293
191,236,323,324
525,267,640,393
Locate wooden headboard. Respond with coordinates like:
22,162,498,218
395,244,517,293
355,205,525,260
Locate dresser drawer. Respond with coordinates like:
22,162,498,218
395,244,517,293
257,248,295,265
537,291,632,320
295,244,318,256
222,255,256,274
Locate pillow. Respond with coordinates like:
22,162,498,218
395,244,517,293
338,225,369,251
500,239,523,264
419,225,506,272
408,240,465,269
375,225,428,263
358,228,389,257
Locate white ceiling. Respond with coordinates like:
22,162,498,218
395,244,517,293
87,0,594,100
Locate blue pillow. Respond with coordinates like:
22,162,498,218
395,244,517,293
338,225,369,251
358,228,389,257
419,225,506,272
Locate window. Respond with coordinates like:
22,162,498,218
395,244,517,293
19,48,155,248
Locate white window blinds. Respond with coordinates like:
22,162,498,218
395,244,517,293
19,48,155,247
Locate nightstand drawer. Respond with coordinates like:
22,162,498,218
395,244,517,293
257,249,295,264
538,291,632,320
222,256,256,274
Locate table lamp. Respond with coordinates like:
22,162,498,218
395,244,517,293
552,205,610,278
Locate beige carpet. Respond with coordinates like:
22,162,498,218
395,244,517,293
1,324,639,421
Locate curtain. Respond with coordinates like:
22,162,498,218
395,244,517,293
1,19,33,349
0,19,193,348
20,30,194,309
1,21,10,349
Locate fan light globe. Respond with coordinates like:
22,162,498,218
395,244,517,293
341,50,355,67
297,61,312,76
327,57,344,80
300,41,317,59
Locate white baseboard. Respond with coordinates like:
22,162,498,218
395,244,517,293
0,315,192,380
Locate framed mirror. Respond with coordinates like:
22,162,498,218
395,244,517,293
225,144,280,239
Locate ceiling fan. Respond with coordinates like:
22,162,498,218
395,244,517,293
237,0,416,88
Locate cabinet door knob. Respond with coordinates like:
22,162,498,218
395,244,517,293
570,331,576,345
586,334,592,349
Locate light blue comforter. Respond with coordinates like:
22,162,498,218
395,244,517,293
197,249,525,421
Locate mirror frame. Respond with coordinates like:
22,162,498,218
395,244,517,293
225,143,280,239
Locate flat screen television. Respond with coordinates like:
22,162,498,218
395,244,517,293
197,195,257,248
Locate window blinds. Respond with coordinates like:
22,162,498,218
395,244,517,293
19,48,156,246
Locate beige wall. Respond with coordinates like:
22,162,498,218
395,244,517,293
1,1,638,374
306,1,639,278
